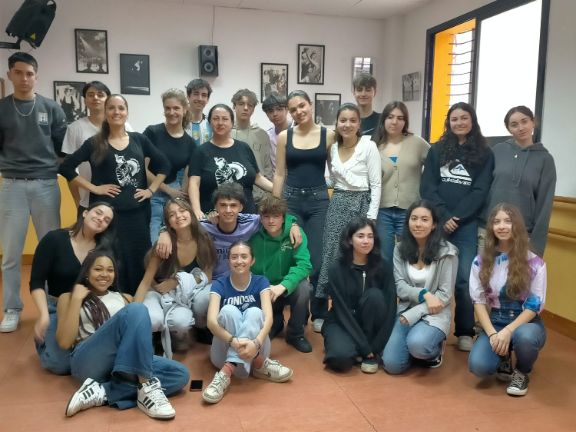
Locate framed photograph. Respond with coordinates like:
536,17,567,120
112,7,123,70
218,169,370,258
53,81,87,124
402,72,421,102
298,44,325,85
120,54,150,95
0,78,5,98
75,29,108,74
314,93,341,128
260,63,288,102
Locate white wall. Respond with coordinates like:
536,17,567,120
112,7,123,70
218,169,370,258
0,0,386,131
384,0,576,197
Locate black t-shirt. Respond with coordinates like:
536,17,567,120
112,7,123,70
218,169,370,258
188,140,259,213
29,229,82,297
361,111,380,137
143,123,197,184
59,132,171,211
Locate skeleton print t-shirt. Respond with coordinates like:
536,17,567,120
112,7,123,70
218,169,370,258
58,132,170,211
189,139,259,213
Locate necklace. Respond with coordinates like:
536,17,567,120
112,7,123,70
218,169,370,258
12,95,36,117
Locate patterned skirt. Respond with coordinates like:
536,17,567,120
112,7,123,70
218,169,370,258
316,189,370,298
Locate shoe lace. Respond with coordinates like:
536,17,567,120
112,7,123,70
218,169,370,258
264,359,283,373
145,382,171,407
510,371,526,388
210,373,228,391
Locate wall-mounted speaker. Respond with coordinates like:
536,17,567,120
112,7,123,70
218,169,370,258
198,45,218,77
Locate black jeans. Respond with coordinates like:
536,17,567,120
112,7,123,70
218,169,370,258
284,184,329,320
270,279,311,339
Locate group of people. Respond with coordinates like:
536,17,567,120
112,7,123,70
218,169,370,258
0,52,556,419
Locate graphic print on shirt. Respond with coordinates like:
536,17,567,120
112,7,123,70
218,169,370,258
114,154,141,187
223,294,257,311
440,160,471,186
213,157,247,185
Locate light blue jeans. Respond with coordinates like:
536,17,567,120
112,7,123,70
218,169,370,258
376,207,407,263
383,317,446,375
0,178,60,311
35,296,71,375
469,317,546,376
70,303,189,409
149,178,182,244
210,305,271,378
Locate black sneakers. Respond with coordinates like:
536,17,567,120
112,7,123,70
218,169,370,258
507,369,529,396
286,336,312,353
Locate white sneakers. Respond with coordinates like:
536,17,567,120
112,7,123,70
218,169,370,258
137,377,176,419
66,377,175,420
202,371,231,404
203,359,293,404
457,335,474,352
252,358,294,383
312,319,324,333
0,309,20,333
66,378,107,417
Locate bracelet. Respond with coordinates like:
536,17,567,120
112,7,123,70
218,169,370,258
418,288,428,303
488,332,498,339
147,187,154,195
252,339,262,351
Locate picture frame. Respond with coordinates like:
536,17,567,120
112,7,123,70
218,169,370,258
352,56,373,77
314,93,341,128
0,78,5,98
53,81,87,124
298,44,325,85
120,54,150,95
402,72,421,102
75,29,108,74
260,63,288,102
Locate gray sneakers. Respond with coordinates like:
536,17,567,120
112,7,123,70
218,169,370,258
507,369,529,396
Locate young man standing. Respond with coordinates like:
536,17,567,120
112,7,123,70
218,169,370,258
61,81,111,212
353,73,380,136
231,89,273,202
0,52,67,332
250,196,312,353
262,94,292,172
185,78,212,144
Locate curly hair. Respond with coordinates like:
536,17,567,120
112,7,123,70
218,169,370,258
438,102,489,168
480,203,531,299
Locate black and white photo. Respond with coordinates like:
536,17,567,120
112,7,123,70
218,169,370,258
298,44,325,85
53,81,86,124
402,72,421,101
75,29,108,74
120,54,150,95
314,93,341,127
260,63,288,102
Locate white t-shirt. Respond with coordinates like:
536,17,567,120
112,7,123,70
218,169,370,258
78,291,126,343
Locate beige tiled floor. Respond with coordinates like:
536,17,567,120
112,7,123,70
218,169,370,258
1,266,575,431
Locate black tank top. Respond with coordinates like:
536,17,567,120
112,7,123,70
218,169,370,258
285,127,327,188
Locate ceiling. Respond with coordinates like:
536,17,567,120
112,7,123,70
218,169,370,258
164,0,434,20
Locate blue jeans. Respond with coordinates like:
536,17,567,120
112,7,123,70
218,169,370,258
0,178,60,311
469,315,546,377
70,303,189,409
448,221,477,337
376,207,407,263
383,317,446,374
35,297,71,375
210,305,272,378
284,184,329,320
149,178,182,244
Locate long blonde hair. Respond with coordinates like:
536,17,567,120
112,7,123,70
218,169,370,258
480,203,531,299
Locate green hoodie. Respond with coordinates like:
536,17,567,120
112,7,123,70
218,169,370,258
249,214,312,295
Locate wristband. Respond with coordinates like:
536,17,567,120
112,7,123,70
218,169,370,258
418,288,428,303
252,339,262,351
488,332,497,339
147,187,154,195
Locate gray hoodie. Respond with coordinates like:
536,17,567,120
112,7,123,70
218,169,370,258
483,139,556,256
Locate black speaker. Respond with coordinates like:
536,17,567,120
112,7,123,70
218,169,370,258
198,45,218,77
6,0,57,48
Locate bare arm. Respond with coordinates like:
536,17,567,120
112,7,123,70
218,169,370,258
254,173,273,192
55,286,89,349
134,254,161,302
31,289,50,342
272,131,287,197
188,175,205,220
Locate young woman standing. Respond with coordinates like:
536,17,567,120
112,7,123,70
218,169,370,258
316,103,381,302
373,101,430,262
483,106,556,257
59,95,170,294
202,241,293,404
420,102,494,351
383,200,457,374
468,203,547,396
144,89,196,243
273,90,335,332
